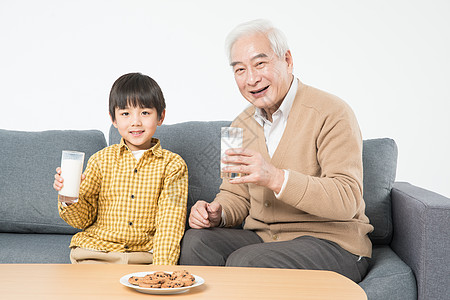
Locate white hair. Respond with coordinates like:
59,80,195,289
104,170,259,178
225,19,290,64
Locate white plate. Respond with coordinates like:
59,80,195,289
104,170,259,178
120,271,205,295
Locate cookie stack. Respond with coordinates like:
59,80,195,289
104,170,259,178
128,270,195,288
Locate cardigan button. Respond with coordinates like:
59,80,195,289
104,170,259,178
264,201,271,207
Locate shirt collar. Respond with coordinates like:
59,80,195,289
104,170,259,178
254,76,298,125
119,137,163,158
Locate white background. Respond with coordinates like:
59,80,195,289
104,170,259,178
1,0,449,197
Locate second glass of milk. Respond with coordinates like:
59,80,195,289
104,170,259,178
220,127,243,179
59,150,85,204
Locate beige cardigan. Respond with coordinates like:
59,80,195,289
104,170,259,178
215,80,374,257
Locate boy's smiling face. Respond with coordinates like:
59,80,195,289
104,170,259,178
112,105,165,151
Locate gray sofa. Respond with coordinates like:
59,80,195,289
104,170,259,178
1,122,449,300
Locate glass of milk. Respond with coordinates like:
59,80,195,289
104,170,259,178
59,150,85,204
220,127,243,179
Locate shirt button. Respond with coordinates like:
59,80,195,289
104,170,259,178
131,195,135,199
124,245,129,250
129,222,133,226
264,201,271,207
134,169,138,174
272,234,278,240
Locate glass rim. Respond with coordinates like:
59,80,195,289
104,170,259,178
61,150,85,157
221,127,243,133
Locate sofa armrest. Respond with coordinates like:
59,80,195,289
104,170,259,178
391,182,450,300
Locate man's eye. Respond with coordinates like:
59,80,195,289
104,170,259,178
235,68,245,75
256,61,266,68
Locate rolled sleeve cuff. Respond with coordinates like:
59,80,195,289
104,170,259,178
274,169,290,199
219,210,227,227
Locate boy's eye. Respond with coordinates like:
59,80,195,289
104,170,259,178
121,112,129,116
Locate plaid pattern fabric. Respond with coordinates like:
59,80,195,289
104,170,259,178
59,138,188,265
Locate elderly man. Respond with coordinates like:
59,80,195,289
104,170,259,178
180,19,373,283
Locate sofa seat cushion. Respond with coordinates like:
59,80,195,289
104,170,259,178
0,129,107,234
359,245,417,299
0,233,72,263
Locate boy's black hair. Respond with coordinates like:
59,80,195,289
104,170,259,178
109,72,166,121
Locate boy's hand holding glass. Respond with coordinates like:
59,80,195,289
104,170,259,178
54,150,86,205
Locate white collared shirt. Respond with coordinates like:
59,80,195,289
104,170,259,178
253,76,298,158
253,76,297,198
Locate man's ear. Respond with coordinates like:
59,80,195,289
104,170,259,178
110,113,118,128
158,109,166,126
285,50,294,73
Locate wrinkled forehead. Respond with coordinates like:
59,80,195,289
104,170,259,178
230,33,274,64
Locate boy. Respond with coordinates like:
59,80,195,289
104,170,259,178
53,72,188,265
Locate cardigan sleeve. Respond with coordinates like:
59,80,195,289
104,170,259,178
214,180,251,227
278,104,365,221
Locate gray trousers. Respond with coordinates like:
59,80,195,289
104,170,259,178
180,228,369,283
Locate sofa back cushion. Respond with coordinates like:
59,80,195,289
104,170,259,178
362,138,398,244
0,129,107,234
110,121,231,224
110,123,397,243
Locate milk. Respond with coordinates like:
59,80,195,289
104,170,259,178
220,127,243,179
59,151,84,201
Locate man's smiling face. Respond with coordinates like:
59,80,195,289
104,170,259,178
230,33,293,117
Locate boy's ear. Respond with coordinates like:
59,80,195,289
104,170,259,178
110,113,118,128
158,110,166,126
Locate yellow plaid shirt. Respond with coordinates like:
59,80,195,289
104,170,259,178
59,138,188,265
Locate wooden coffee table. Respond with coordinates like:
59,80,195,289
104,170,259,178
0,264,367,299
